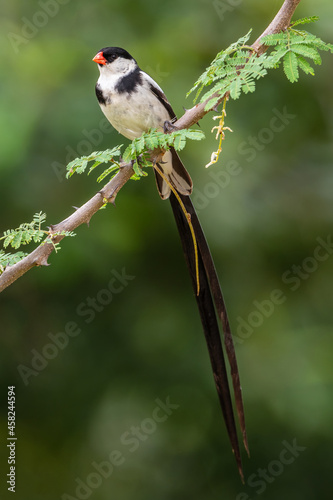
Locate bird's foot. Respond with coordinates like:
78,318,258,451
163,120,178,133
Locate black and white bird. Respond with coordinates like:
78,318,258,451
93,47,248,479
93,46,192,200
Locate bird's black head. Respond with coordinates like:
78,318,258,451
93,47,135,66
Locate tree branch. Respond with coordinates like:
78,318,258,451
175,0,302,129
252,0,302,54
0,0,302,293
0,163,134,292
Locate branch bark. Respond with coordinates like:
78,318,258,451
0,0,302,293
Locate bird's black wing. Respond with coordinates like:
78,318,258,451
145,78,193,198
147,81,176,120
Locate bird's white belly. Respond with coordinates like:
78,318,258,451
101,90,170,140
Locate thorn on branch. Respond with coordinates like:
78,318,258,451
85,215,93,226
36,255,50,267
109,196,116,206
98,191,116,207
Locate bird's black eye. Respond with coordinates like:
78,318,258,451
110,54,118,62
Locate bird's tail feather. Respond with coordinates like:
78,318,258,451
154,147,192,200
169,192,248,481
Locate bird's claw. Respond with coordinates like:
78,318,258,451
163,120,178,133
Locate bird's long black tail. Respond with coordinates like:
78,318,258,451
169,191,249,480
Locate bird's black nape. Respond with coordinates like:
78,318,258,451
99,47,135,63
169,192,248,481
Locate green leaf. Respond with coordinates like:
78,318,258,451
290,44,321,63
173,135,186,151
296,32,333,52
123,128,205,161
296,56,315,75
187,30,257,103
66,147,122,177
188,20,333,107
261,33,288,46
51,230,76,238
122,145,133,162
132,161,147,178
183,129,205,141
204,96,219,111
0,212,49,251
145,134,157,151
241,77,256,95
0,250,27,273
33,212,47,226
283,51,299,82
290,16,319,27
264,49,287,68
230,78,242,99
96,164,120,183
32,230,45,243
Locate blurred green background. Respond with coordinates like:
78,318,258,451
0,1,332,499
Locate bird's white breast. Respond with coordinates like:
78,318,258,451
97,72,170,140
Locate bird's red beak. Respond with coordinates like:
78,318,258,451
92,51,107,65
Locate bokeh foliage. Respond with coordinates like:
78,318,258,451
0,1,332,499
